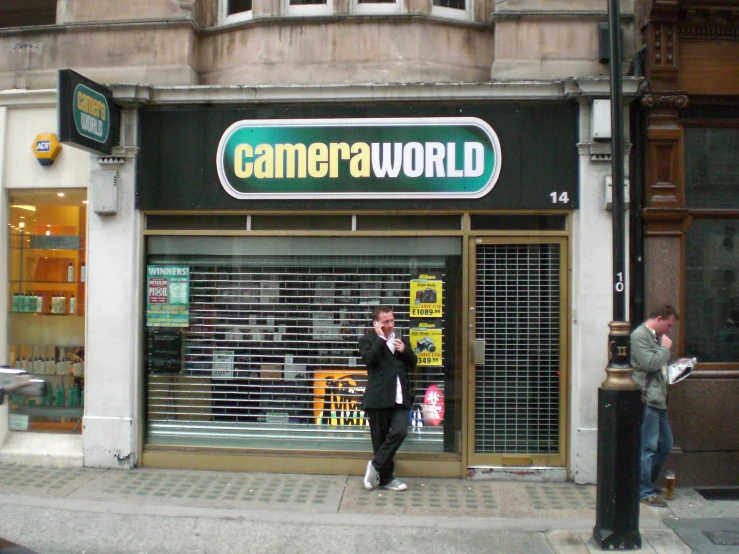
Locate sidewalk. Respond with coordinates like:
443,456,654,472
0,461,736,554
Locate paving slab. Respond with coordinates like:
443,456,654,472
67,467,347,514
0,462,104,498
0,462,697,554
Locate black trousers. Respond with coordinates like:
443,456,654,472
365,404,409,486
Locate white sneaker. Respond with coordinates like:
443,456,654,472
381,479,408,491
363,461,379,491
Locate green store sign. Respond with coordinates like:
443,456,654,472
216,118,502,199
72,84,110,144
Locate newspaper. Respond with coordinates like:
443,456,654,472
667,357,696,385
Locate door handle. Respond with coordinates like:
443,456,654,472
471,339,486,365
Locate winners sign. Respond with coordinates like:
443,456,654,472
216,118,502,200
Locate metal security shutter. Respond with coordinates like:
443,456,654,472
145,252,451,452
473,241,563,460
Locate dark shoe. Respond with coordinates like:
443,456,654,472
380,478,408,491
641,495,668,508
363,460,379,491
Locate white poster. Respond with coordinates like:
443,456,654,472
213,350,235,379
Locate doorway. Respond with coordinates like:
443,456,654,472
467,237,568,467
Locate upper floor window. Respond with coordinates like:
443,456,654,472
285,0,334,16
353,0,401,15
432,0,470,21
221,0,253,25
0,0,56,29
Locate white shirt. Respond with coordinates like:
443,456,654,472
386,332,404,404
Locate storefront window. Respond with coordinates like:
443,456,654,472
684,127,739,362
6,189,87,432
145,235,462,453
684,128,739,209
685,219,739,362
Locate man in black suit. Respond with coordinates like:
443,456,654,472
358,305,417,492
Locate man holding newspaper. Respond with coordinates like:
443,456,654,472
631,304,693,507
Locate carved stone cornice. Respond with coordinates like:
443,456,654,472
680,6,739,40
642,92,689,109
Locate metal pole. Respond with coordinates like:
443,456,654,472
593,0,643,548
19,225,24,296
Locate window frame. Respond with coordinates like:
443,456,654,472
681,120,739,368
220,0,253,25
430,0,472,22
351,0,403,16
283,0,335,17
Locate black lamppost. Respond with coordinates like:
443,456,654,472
592,0,642,549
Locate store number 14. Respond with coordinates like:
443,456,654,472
549,192,570,204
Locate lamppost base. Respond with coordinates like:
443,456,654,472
593,387,642,550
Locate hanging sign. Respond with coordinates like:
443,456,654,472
409,275,443,318
410,324,443,367
146,265,190,327
57,69,117,155
216,117,502,199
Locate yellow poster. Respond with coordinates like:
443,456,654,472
410,325,443,367
409,275,443,318
313,369,368,426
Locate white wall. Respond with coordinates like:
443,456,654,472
0,106,7,368
82,108,142,468
570,99,631,484
4,105,90,189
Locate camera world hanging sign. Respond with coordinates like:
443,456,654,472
216,117,502,199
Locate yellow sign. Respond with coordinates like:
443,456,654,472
409,275,443,318
313,369,368,426
31,133,62,166
410,326,443,366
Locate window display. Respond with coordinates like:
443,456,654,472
6,189,87,433
145,235,462,453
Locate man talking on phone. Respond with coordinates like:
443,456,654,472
358,305,417,492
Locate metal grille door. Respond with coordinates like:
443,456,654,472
470,239,566,466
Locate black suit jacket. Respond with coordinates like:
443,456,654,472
358,332,417,410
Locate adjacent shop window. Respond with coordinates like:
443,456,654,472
684,128,739,209
221,0,253,24
6,189,87,433
685,219,739,362
145,236,462,454
684,127,739,363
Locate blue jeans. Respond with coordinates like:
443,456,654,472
640,405,673,499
